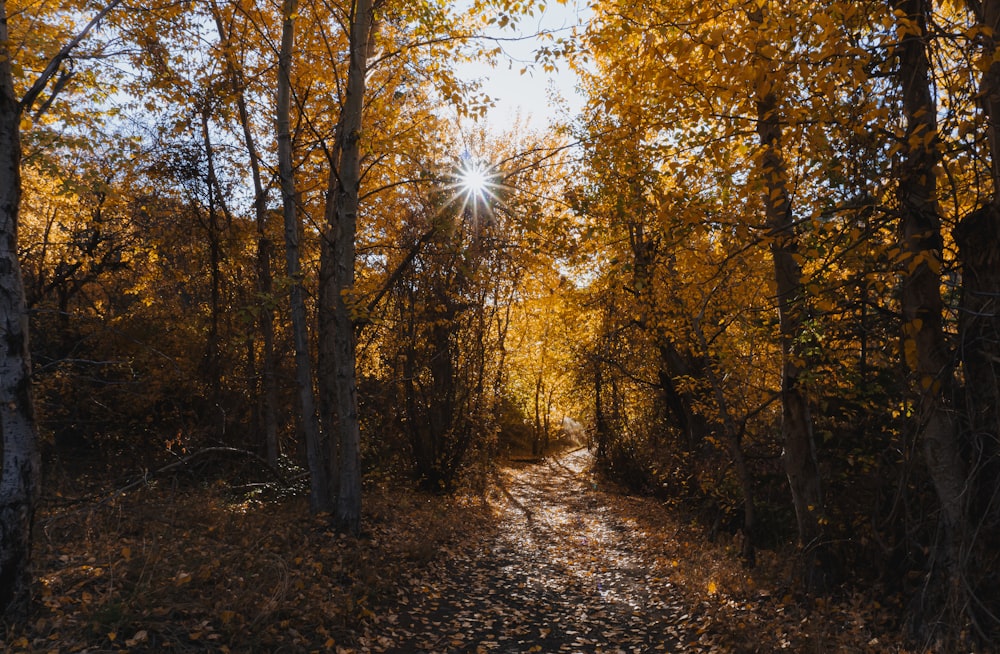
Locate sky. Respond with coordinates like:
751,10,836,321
454,1,592,134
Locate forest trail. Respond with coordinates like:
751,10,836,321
19,444,903,653
375,449,712,653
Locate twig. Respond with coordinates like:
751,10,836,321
42,447,294,525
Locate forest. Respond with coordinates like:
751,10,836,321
2,0,1000,651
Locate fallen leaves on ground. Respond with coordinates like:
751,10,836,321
3,450,913,652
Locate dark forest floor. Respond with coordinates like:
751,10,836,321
4,448,913,653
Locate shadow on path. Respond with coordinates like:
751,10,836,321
376,449,709,653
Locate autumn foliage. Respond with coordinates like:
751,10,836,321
1,0,1000,649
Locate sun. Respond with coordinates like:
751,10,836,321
458,161,490,198
446,157,504,228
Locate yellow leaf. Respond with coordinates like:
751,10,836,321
107,632,117,642
121,545,132,560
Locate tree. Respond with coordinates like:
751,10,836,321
0,0,125,622
208,0,281,466
749,5,825,578
277,0,332,513
889,0,970,635
321,0,376,534
0,1,39,622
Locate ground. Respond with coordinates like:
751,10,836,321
3,448,910,652
380,449,705,652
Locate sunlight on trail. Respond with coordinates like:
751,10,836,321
375,449,713,653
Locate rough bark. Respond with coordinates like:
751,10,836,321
893,0,965,535
0,0,129,621
954,3,1000,636
277,0,331,513
321,0,375,534
954,206,1000,520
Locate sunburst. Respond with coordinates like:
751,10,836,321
458,161,491,199
447,158,503,229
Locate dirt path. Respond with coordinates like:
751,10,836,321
374,449,709,653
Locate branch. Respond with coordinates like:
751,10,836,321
20,0,127,114
357,226,437,334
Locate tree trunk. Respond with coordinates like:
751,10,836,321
954,0,1000,633
533,374,543,457
0,0,41,621
756,89,824,571
257,233,280,468
593,353,607,458
657,341,713,451
970,0,1000,202
208,0,280,466
321,0,374,534
199,108,224,406
954,206,1000,520
277,0,331,513
691,314,757,566
958,0,1000,522
892,0,969,636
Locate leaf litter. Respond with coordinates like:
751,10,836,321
5,449,912,652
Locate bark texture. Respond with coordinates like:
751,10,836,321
893,0,965,537
958,0,1000,521
322,0,375,534
0,0,41,622
954,0,1000,636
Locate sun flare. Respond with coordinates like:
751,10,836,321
459,162,490,197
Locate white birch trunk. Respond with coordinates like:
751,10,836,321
0,0,41,621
